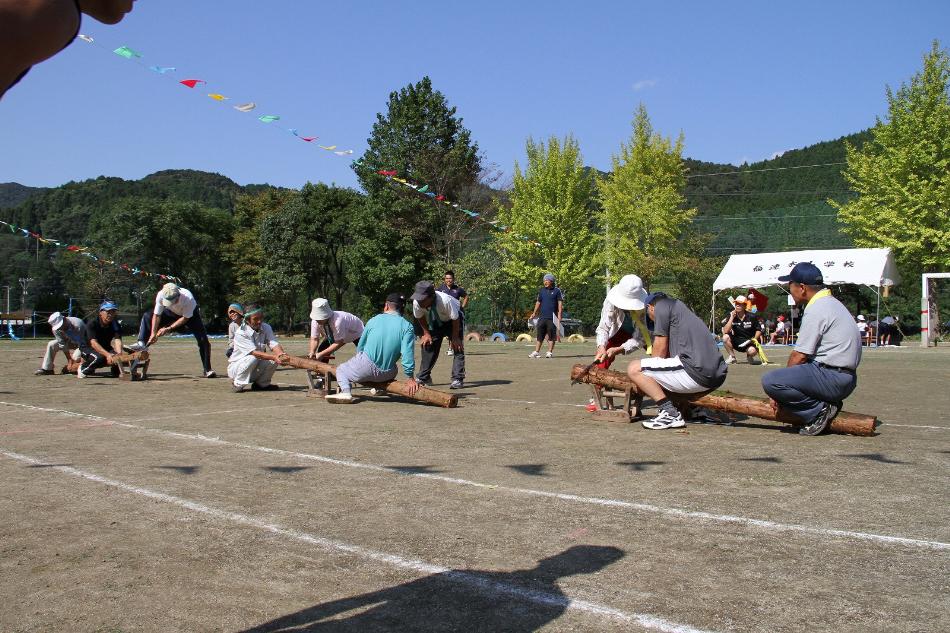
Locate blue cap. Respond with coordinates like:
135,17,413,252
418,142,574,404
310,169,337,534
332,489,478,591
643,291,667,305
778,262,824,285
99,301,118,312
543,273,555,283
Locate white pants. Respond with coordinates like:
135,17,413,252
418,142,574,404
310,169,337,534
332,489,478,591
227,355,277,387
41,340,81,371
640,356,707,394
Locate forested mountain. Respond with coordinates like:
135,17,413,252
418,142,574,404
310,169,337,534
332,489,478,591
0,183,46,209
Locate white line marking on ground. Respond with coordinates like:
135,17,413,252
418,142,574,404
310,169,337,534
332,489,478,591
465,396,587,408
0,449,709,633
2,401,947,551
884,424,949,430
128,403,304,423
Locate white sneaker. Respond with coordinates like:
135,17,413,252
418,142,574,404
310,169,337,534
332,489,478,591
642,409,686,430
725,355,737,364
446,349,454,356
528,351,541,359
127,341,147,352
325,391,355,404
545,351,553,358
204,370,217,378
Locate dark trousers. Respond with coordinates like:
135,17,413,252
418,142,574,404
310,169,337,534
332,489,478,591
761,362,857,422
418,320,465,383
137,307,212,373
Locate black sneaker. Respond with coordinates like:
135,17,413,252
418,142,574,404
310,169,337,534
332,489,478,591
417,378,433,387
800,402,839,436
111,364,121,378
34,368,54,376
251,383,279,391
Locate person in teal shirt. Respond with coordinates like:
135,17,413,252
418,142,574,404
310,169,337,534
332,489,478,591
326,293,420,403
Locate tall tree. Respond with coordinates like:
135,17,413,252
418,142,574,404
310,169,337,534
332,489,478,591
496,135,601,295
223,188,294,303
350,77,483,300
598,104,697,285
832,40,950,274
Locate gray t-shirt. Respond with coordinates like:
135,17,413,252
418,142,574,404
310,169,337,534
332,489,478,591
795,293,863,369
652,298,727,389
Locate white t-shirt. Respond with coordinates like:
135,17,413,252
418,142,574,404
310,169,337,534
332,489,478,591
856,322,868,333
413,291,460,325
310,310,364,344
229,323,280,363
153,287,198,319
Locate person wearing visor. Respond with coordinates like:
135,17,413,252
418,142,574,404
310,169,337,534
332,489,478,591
34,311,86,375
762,262,862,436
225,303,244,358
722,294,762,364
227,303,287,393
307,298,364,362
79,300,124,378
627,292,728,430
130,282,216,378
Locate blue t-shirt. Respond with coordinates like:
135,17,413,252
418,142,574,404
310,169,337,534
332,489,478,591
357,312,416,378
536,287,564,320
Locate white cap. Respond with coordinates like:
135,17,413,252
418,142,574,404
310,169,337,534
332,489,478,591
159,282,181,307
606,275,647,311
48,312,64,331
310,298,333,321
857,314,865,321
734,295,748,304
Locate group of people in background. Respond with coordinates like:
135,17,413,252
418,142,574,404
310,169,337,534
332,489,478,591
33,262,864,436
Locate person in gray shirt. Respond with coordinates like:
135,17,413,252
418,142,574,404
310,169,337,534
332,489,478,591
762,262,862,436
627,292,728,430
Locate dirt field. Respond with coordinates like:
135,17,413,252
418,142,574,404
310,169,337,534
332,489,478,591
0,337,948,632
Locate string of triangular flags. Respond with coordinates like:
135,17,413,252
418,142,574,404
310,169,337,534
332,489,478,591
76,35,354,157
0,219,181,283
370,167,542,247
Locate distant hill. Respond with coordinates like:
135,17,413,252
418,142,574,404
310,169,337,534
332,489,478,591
0,182,47,209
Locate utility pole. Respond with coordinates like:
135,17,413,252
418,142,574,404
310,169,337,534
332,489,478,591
2,285,10,314
18,277,33,311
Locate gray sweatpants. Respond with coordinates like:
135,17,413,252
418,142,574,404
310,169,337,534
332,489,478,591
335,352,397,393
41,340,82,371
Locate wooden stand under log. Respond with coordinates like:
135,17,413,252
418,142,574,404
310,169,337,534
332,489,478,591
64,349,149,380
279,354,458,408
570,364,877,436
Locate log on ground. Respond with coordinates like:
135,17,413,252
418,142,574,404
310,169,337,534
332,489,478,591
570,364,877,436
280,354,458,408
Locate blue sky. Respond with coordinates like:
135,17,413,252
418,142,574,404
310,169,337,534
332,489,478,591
2,1,948,191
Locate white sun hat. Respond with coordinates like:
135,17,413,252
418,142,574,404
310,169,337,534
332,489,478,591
159,282,181,307
310,298,333,321
48,312,65,331
606,275,647,311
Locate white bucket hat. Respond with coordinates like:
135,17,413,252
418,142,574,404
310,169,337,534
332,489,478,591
310,298,333,321
48,311,65,331
857,314,866,321
159,282,181,307
606,275,647,311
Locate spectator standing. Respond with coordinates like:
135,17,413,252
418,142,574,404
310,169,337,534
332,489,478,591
528,273,564,358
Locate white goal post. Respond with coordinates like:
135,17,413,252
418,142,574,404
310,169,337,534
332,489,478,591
921,273,950,347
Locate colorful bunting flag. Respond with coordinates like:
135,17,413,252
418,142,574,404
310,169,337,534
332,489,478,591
113,46,141,59
179,79,206,88
233,102,256,112
149,66,176,74
258,115,280,123
207,93,229,101
77,34,94,43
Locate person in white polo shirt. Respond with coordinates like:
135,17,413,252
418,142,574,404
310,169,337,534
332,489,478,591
34,311,86,375
130,282,216,378
227,303,287,393
307,298,364,362
411,280,464,389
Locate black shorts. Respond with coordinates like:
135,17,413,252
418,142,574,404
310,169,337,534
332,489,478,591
536,319,557,342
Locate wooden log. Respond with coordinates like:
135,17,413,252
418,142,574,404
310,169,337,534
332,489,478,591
111,350,150,365
279,354,458,408
570,364,877,436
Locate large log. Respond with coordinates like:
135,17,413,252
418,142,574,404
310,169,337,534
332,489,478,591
570,364,877,436
279,354,458,408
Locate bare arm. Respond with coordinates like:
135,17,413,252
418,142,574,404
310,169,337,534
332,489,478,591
651,335,669,359
529,301,540,319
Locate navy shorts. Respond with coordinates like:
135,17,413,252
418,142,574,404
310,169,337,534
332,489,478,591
536,319,558,342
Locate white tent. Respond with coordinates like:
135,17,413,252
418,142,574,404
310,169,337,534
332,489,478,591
710,248,901,336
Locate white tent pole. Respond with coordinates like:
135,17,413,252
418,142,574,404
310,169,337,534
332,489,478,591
921,273,929,348
875,284,881,347
710,290,716,331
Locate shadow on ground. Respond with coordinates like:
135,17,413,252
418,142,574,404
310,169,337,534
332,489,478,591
239,545,625,632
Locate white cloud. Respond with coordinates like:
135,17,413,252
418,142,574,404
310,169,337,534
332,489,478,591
770,149,788,159
632,79,658,91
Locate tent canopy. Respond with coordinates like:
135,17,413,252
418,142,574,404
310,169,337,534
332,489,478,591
713,248,900,292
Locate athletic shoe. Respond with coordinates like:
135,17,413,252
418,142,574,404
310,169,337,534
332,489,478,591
725,355,737,364
446,349,454,356
231,383,246,393
34,368,54,376
545,351,553,358
416,378,433,387
204,370,217,378
251,383,279,391
641,409,686,430
799,402,839,436
528,351,540,359
749,356,762,365
127,341,147,352
325,391,355,403
449,380,463,389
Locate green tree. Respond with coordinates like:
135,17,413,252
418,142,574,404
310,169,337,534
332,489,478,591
224,189,295,303
350,77,483,301
598,104,697,285
832,41,950,274
496,135,601,295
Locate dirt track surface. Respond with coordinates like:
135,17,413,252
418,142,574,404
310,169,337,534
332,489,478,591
1,338,948,632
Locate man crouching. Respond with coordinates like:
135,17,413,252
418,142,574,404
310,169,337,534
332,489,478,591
227,303,287,393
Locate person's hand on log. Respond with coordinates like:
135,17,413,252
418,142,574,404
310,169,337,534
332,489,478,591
104,352,115,365
768,398,779,414
276,353,290,366
450,336,463,353
406,377,420,396
594,345,608,362
420,332,433,349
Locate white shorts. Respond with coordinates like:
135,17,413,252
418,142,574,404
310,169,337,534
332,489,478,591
639,356,707,394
